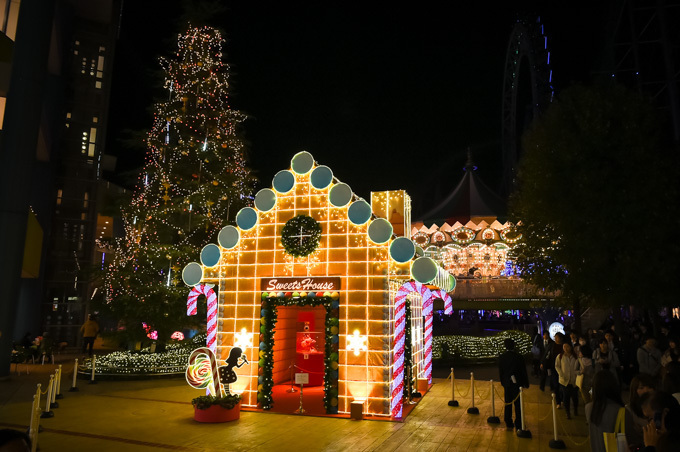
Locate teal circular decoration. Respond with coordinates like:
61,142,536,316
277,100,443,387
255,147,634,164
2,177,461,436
254,188,276,212
291,151,314,174
367,218,393,244
236,207,258,230
411,257,438,284
182,262,203,286
273,170,295,193
389,237,416,263
218,225,239,249
329,183,352,207
310,165,333,190
200,244,221,267
347,200,371,225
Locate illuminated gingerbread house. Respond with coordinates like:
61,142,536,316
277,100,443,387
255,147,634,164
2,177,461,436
182,151,454,419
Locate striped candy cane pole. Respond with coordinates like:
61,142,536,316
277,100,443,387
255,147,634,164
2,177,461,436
390,283,408,418
391,281,432,417
186,347,222,397
187,284,218,356
430,289,453,315
422,287,434,385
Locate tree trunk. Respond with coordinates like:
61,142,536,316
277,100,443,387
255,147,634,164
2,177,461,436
573,297,582,334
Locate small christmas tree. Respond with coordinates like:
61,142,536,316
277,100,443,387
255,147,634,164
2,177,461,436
104,26,255,346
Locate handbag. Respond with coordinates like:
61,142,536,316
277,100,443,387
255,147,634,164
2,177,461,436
603,407,628,452
575,374,584,390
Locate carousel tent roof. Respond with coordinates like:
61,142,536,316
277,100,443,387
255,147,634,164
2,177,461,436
418,152,506,227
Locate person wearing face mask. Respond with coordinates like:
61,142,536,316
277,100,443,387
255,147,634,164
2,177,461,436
552,333,566,407
577,344,594,403
556,342,580,419
593,338,621,381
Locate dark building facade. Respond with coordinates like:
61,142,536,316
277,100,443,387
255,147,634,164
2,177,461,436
0,0,120,375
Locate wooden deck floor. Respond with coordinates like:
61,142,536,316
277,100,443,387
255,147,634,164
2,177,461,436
0,360,590,451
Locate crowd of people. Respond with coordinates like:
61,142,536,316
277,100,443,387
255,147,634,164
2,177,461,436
529,322,680,452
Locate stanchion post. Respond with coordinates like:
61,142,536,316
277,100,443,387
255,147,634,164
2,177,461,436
41,376,54,418
50,369,59,409
549,392,566,449
69,358,79,392
286,364,297,393
448,367,459,407
516,387,532,438
55,364,63,399
89,355,97,384
487,379,500,424
28,384,40,442
297,383,305,414
467,372,479,414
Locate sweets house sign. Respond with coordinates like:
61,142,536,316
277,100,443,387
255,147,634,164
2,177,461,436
260,277,341,292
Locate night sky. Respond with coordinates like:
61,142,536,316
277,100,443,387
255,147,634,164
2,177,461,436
106,2,607,218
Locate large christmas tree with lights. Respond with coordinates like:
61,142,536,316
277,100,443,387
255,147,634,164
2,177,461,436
105,26,254,345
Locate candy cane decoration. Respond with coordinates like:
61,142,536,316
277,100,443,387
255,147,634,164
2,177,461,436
187,284,218,356
391,281,431,418
186,347,222,397
429,289,453,315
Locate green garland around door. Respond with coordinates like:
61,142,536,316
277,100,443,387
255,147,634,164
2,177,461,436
257,291,340,414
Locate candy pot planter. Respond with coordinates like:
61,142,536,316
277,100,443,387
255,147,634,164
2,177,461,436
193,401,241,423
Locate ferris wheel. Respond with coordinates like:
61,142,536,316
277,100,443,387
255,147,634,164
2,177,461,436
501,17,554,196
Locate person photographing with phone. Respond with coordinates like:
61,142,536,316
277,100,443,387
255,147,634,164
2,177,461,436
640,391,680,452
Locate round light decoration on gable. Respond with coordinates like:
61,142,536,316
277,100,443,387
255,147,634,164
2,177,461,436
182,262,203,286
389,237,415,263
236,207,258,230
329,183,352,207
310,165,333,190
218,225,239,249
254,188,277,212
367,218,393,244
200,244,221,267
411,256,438,284
291,151,314,174
452,227,476,244
347,200,371,225
272,170,295,194
281,214,322,258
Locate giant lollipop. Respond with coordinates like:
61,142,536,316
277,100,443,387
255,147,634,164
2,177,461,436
186,347,222,397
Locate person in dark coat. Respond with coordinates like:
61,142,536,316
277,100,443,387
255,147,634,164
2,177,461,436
539,330,554,391
499,338,530,430
531,327,543,377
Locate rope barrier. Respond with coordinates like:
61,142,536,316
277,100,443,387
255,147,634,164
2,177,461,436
492,387,521,406
554,410,590,446
537,405,552,421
